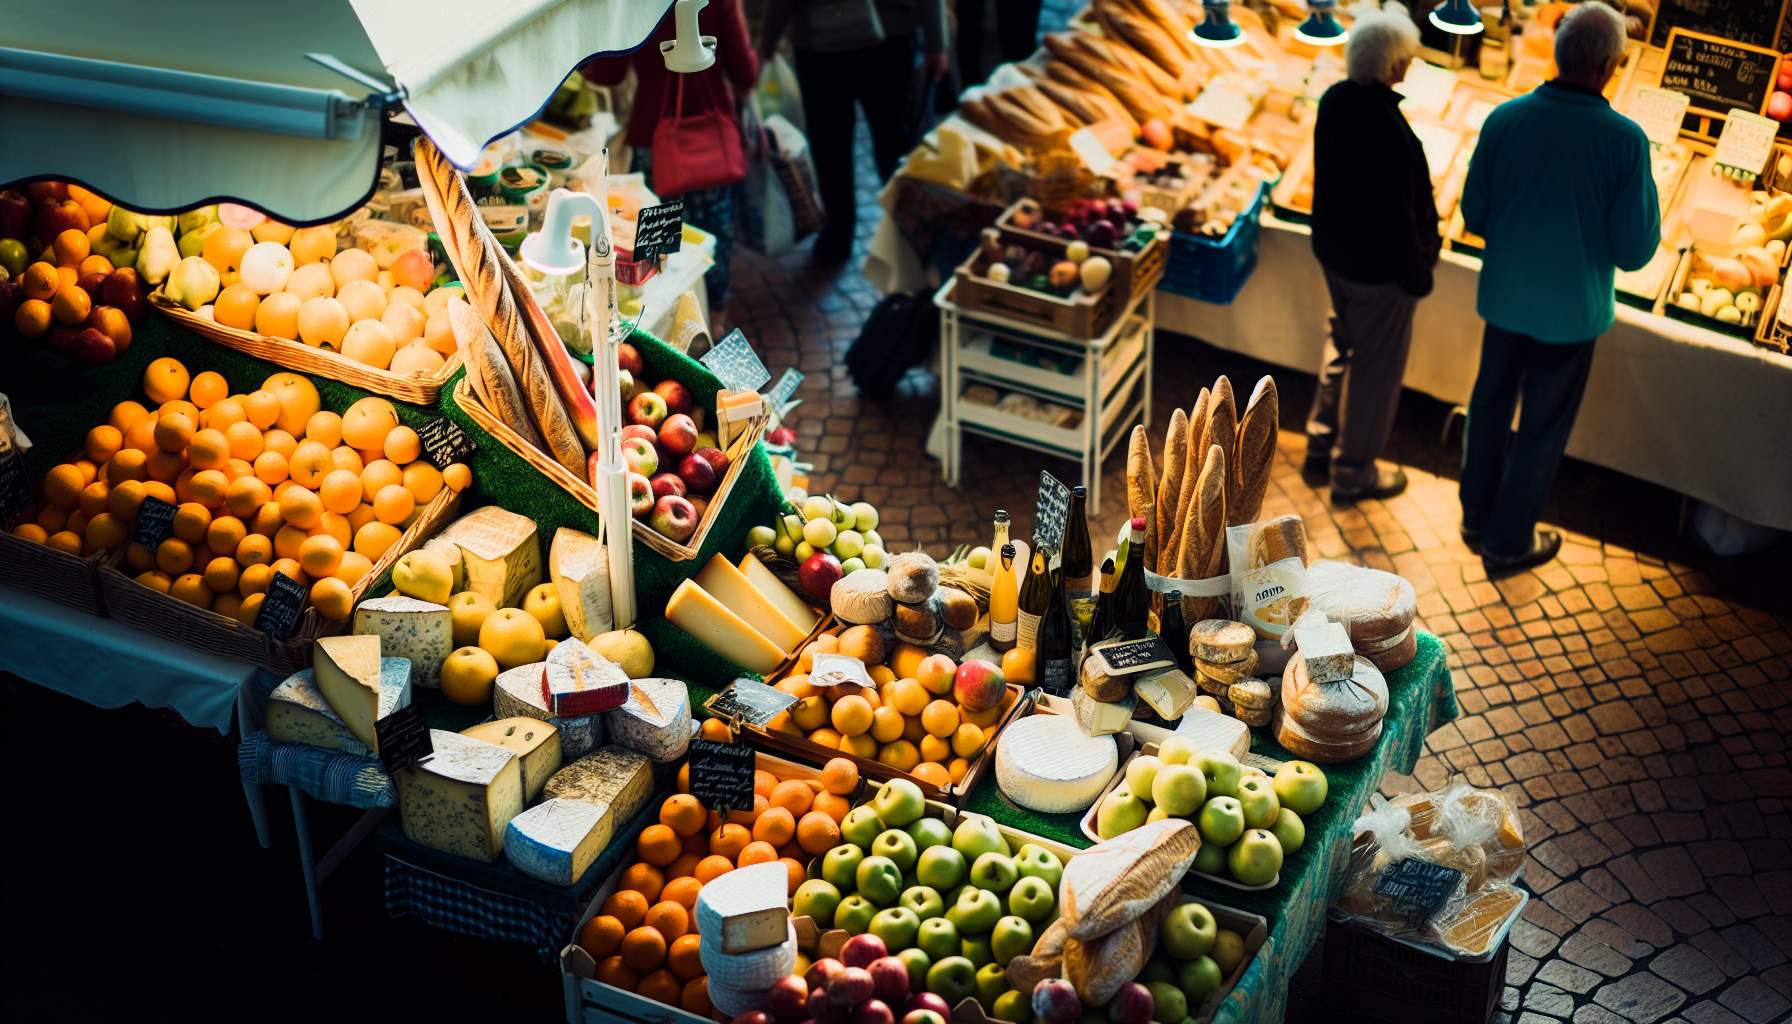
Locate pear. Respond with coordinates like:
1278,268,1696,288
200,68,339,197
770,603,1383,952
135,226,180,285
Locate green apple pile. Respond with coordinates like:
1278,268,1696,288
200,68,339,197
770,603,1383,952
790,779,1062,1022
746,495,886,574
1094,741,1328,887
1134,902,1254,1023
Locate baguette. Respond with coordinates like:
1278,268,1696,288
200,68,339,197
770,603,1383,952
1033,78,1109,127
1232,375,1279,525
1095,3,1189,86
1080,30,1182,102
496,246,599,452
1042,61,1142,134
1181,443,1227,622
1121,0,1195,54
448,299,545,452
1207,375,1238,494
1170,400,1205,585
1165,388,1208,574
1045,34,1179,123
1126,424,1158,577
961,95,1066,151
1156,407,1188,575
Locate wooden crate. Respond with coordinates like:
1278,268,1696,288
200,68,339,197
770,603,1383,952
994,201,1169,299
953,246,1122,340
1754,284,1789,353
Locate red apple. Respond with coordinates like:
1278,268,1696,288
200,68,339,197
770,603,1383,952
73,327,117,366
32,199,88,246
767,976,809,1023
619,423,657,446
807,958,846,993
1032,979,1082,1024
649,472,686,499
24,181,67,205
953,659,1006,712
76,272,106,301
676,453,717,496
867,957,911,1005
45,326,81,356
626,472,653,517
1779,68,1792,92
101,268,146,321
852,1000,894,1024
904,994,952,1019
620,436,658,477
84,306,132,351
650,494,697,542
0,190,30,240
1106,982,1154,1024
0,280,22,327
617,341,643,376
798,552,844,603
695,446,730,478
840,934,889,969
768,425,797,447
658,413,698,459
829,966,874,1006
1771,90,1792,122
809,985,845,1024
653,378,694,415
627,390,668,429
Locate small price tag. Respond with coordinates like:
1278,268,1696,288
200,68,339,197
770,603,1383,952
704,679,800,727
254,571,309,639
701,329,771,393
688,737,756,813
632,200,686,261
1713,110,1779,178
0,449,29,523
1090,635,1176,674
1187,77,1259,130
810,653,875,693
1627,86,1691,147
376,703,433,775
1373,859,1466,925
134,496,179,549
417,417,477,470
768,368,805,411
1034,471,1071,557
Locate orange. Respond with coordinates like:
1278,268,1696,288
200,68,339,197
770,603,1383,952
303,410,343,447
659,794,705,838
796,810,841,855
617,863,665,905
187,428,230,470
287,440,331,488
328,446,363,474
186,470,229,509
753,806,796,847
359,458,402,500
637,824,681,868
159,399,199,424
12,524,47,545
754,769,779,797
202,556,241,593
921,699,960,738
831,694,873,737
278,485,322,529
12,297,50,337
205,516,247,556
140,358,190,406
52,228,89,267
121,417,157,455
153,412,194,454
601,889,650,931
578,915,626,960
383,425,421,464
594,957,638,992
313,511,351,549
888,677,930,716
168,573,211,609
769,780,815,818
372,483,414,525
213,284,260,331
136,450,177,485
188,371,228,410
247,501,283,537
237,563,273,596
919,735,950,764
708,823,751,862
225,477,272,519
77,481,110,519
297,533,343,577
679,977,711,1017
737,840,779,867
948,757,971,784
43,464,84,508
666,933,703,981
316,469,360,515
636,969,680,1006
253,450,289,486
223,421,264,462
108,401,150,433
37,505,70,533
821,757,860,796
84,425,123,464
242,390,281,429
154,538,194,576
80,251,116,277
838,733,877,758
619,926,667,972
133,570,172,593
64,510,90,540
310,577,353,620
443,463,472,492
333,550,373,586
870,705,906,743
777,857,807,895
807,727,843,749
261,429,298,458
140,481,176,506
699,717,732,743
50,285,90,325
352,521,401,560
84,513,126,551
21,262,58,301
204,397,247,431
235,592,265,625
951,722,986,758
913,762,951,788
70,460,99,486
643,901,689,941
811,791,852,824
665,853,703,882
213,594,243,621
694,854,735,884
235,533,273,568
659,877,702,914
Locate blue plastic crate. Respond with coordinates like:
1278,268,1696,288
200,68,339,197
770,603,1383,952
1159,183,1266,305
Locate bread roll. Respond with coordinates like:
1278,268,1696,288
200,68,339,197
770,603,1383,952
1248,515,1307,569
1280,653,1388,737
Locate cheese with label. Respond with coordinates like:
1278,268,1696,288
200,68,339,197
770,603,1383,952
696,554,808,653
694,860,790,952
701,921,799,995
437,506,541,608
353,596,451,689
504,798,610,885
544,746,653,826
1134,668,1196,720
542,640,629,716
739,553,820,633
461,717,563,800
666,578,786,674
1294,621,1355,684
995,714,1118,813
493,663,605,757
607,677,691,763
399,730,524,862
266,669,371,756
313,635,386,751
549,527,612,642
1070,686,1136,737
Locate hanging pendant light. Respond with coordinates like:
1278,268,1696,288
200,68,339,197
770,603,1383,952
1293,0,1349,45
661,0,717,73
1428,0,1485,35
1191,1,1247,48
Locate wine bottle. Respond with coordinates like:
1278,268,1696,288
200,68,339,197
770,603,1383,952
1085,555,1117,656
989,543,1019,652
1113,517,1150,639
1017,542,1050,651
1062,485,1095,627
1159,589,1193,675
1038,569,1074,696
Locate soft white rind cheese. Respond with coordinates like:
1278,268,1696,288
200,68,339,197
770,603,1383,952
399,730,524,862
606,678,691,763
693,861,789,949
543,747,653,849
995,714,1118,813
266,669,369,756
492,662,604,758
542,641,629,716
354,596,451,689
700,920,798,993
503,798,608,885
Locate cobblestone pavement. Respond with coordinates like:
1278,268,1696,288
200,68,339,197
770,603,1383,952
722,98,1792,1024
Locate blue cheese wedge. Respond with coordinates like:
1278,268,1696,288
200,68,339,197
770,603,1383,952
606,677,691,763
504,798,609,885
460,717,562,801
542,747,652,857
492,662,604,758
398,730,524,862
266,669,371,756
353,596,451,689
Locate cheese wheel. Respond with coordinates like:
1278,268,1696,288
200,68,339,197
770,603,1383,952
995,714,1118,813
1273,705,1381,762
1191,619,1255,663
1280,654,1387,738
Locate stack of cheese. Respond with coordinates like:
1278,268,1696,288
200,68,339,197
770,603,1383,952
666,552,819,674
1274,623,1388,762
266,633,414,755
1304,561,1418,672
493,652,690,765
399,715,562,863
1074,634,1196,735
996,712,1119,814
493,659,606,760
1190,619,1257,716
694,861,798,1015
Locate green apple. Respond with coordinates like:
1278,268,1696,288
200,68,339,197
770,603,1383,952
792,878,842,925
856,855,905,905
869,906,921,950
841,806,887,849
1177,955,1224,1002
952,815,1008,863
1227,829,1283,886
1147,807,1171,823
975,962,1009,1009
1235,775,1280,829
1007,875,1056,924
902,884,946,921
1160,902,1218,959
1196,752,1243,798
1147,981,1188,1023
926,956,978,1003
961,934,994,967
946,886,1003,934
1095,788,1149,839
969,852,1019,895
944,883,972,909
1193,841,1228,876
907,817,953,852
917,916,960,960
1013,844,1063,890
1140,960,1175,985
993,989,1034,1023
835,893,878,934
1124,754,1163,799
916,845,968,890
1151,764,1208,816
822,843,865,890
898,947,932,990
989,915,1035,962
873,829,920,873
1158,735,1196,765
1271,808,1305,854
872,778,928,827
1197,796,1246,846
1272,761,1328,816
1212,929,1246,974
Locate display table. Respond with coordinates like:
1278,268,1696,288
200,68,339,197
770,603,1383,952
960,631,1458,1024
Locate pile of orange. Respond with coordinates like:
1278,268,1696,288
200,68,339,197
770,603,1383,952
10,357,473,623
575,755,860,1015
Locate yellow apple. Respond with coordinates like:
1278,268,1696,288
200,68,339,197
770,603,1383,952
439,645,499,706
448,590,495,648
590,627,654,678
391,548,451,604
522,582,567,639
479,607,546,669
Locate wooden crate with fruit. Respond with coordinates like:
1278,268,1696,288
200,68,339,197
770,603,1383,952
994,197,1168,299
953,238,1123,341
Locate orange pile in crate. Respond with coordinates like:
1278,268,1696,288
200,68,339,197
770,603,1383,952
12,358,471,621
576,754,860,1015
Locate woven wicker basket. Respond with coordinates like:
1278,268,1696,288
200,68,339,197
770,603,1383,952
149,292,461,405
451,375,764,562
0,531,107,616
98,487,460,673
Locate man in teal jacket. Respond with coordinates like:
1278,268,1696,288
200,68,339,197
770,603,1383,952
1458,1,1659,574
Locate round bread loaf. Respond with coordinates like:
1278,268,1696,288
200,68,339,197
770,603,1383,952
831,570,892,624
937,586,978,631
1192,619,1256,663
1364,625,1417,672
887,552,940,605
1228,677,1275,710
1274,705,1382,762
1304,561,1416,645
1280,653,1387,737
1195,649,1259,686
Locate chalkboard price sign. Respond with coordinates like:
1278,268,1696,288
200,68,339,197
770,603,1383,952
1659,29,1779,119
1373,859,1465,925
632,201,686,261
704,679,799,727
134,496,179,549
0,448,30,523
255,570,309,639
1090,635,1176,674
1652,0,1788,51
1034,471,1071,557
417,417,477,469
688,738,756,813
376,703,433,775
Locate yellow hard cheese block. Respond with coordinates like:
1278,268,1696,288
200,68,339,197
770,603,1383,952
314,634,383,750
695,553,808,653
438,506,541,609
738,553,820,634
461,717,563,801
666,578,786,674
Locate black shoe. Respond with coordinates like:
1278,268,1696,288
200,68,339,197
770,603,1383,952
1483,529,1562,575
1331,466,1407,504
1460,527,1483,554
1301,446,1331,481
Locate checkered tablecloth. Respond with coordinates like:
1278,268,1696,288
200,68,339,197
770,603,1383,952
238,730,395,808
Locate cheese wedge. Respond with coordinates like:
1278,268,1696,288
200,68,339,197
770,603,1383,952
438,506,540,608
739,553,820,634
399,730,524,862
313,635,384,751
504,798,610,885
461,717,563,800
695,553,807,653
354,596,451,689
665,578,786,674
266,669,370,756
542,641,629,716
549,527,612,643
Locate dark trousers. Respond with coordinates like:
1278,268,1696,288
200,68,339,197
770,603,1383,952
795,34,919,258
1306,269,1418,490
1459,323,1596,557
957,0,1044,88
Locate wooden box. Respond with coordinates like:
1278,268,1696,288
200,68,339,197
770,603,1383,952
953,246,1122,340
993,201,1169,299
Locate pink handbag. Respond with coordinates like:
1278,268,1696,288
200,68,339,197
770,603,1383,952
651,72,748,196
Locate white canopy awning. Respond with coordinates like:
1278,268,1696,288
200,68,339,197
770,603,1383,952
0,0,671,223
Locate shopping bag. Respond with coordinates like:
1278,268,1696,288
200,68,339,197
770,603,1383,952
754,54,805,132
739,113,826,255
765,115,826,241
650,74,747,196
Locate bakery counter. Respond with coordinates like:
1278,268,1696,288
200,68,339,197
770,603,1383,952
959,631,1458,1024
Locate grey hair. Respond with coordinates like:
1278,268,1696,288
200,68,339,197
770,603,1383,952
1345,4,1420,86
1554,2,1628,78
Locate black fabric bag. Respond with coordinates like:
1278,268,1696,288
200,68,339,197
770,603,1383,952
846,290,936,398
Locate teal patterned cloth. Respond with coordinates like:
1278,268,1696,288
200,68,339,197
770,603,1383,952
959,631,1457,1024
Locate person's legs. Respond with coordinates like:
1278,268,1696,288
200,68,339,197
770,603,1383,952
997,0,1044,62
958,0,990,89
1330,279,1416,492
1306,270,1352,467
861,34,920,180
795,48,858,262
677,184,734,313
1459,323,1527,538
1482,338,1596,558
